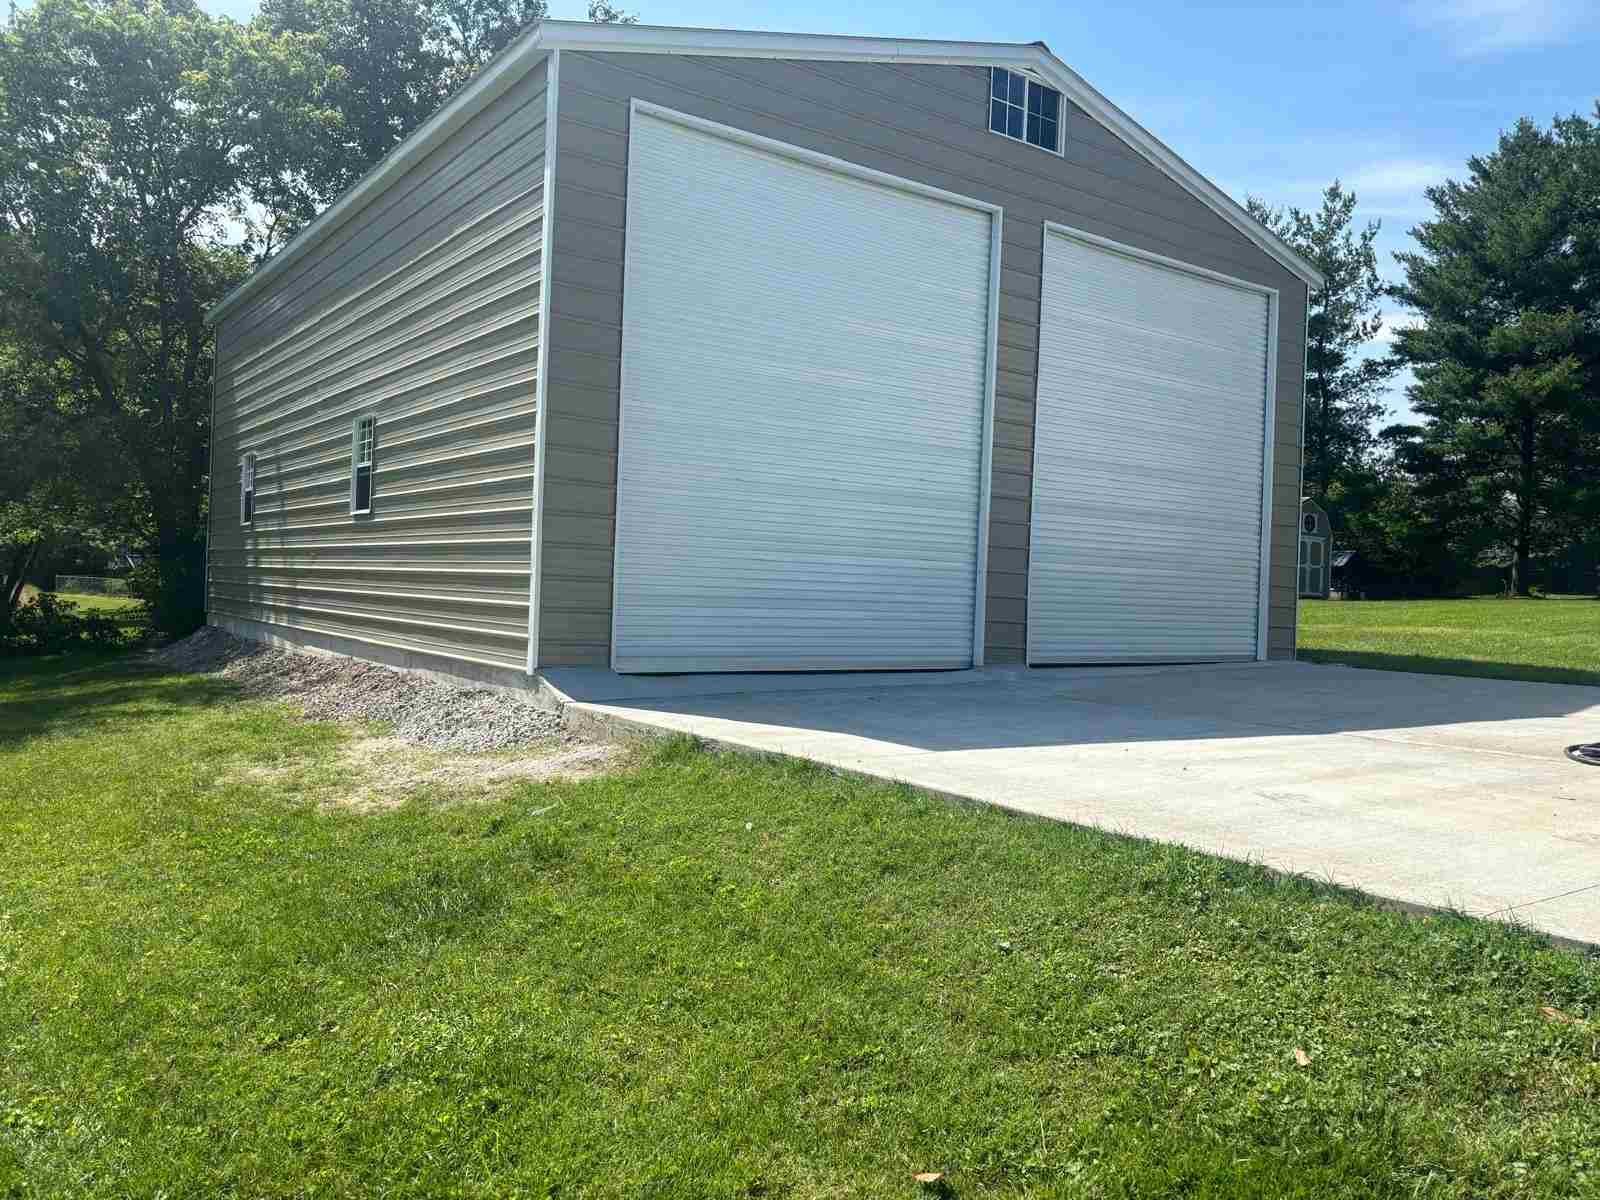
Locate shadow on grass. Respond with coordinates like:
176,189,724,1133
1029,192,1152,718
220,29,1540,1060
1299,648,1600,689
0,651,242,750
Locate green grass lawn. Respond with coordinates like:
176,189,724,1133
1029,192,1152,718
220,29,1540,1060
1299,597,1600,687
3,654,1599,1198
12,588,147,646
51,591,139,614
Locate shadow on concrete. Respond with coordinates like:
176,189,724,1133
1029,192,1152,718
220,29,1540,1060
545,661,1600,756
1299,649,1600,690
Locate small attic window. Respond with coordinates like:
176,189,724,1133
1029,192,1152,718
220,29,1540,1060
990,67,1061,153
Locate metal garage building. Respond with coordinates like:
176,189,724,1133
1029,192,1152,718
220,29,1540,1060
204,20,1322,683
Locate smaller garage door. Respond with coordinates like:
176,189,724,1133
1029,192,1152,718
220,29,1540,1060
1028,225,1275,664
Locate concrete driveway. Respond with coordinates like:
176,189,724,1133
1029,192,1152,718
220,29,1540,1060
544,661,1600,949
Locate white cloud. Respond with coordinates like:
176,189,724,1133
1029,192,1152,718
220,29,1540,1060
1412,0,1587,55
1345,161,1454,195
1375,312,1426,346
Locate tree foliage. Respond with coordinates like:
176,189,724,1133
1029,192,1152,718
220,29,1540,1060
1247,183,1397,503
256,0,634,216
0,0,632,635
0,0,344,632
1389,111,1600,594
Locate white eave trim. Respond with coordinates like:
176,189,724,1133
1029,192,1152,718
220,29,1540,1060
208,20,1321,325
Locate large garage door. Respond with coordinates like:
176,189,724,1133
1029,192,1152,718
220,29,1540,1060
611,106,996,673
1028,226,1274,664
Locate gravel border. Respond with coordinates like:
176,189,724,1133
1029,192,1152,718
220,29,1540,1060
149,627,569,752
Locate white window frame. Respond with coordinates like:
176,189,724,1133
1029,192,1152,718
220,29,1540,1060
350,414,376,516
988,67,1064,156
239,453,256,527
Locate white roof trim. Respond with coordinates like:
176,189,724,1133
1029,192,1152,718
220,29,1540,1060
208,20,1320,325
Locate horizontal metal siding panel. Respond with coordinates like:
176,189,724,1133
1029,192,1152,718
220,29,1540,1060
208,61,547,673
609,108,991,672
1029,230,1271,664
538,52,1305,666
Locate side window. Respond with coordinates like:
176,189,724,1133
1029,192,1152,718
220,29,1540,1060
240,454,256,526
351,415,376,515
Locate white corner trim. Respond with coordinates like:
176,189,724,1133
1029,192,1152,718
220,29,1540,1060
1258,290,1281,661
207,20,1321,328
527,48,559,674
1292,291,1311,660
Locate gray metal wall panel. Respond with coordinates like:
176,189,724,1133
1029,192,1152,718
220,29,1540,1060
538,51,1307,666
207,61,547,672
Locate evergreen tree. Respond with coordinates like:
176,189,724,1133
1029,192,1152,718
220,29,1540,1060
1390,112,1600,594
1248,183,1397,504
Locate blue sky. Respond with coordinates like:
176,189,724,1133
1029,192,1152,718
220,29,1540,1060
197,0,1598,421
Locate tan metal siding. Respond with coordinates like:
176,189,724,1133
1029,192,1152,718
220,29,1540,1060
538,51,1306,666
207,62,547,673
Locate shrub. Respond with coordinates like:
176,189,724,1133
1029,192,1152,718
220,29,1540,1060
0,592,126,656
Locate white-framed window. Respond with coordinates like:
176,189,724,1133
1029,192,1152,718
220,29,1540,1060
989,67,1062,154
240,453,256,527
350,415,376,515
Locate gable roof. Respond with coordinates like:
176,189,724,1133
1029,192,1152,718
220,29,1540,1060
208,20,1323,325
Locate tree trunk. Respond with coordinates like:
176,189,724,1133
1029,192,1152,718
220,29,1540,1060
2,543,39,625
1515,411,1537,597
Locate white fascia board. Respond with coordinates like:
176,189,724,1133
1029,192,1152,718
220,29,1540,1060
533,19,1041,66
1027,52,1325,291
532,22,1323,289
208,20,1321,327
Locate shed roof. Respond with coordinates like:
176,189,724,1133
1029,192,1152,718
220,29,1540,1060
208,20,1325,325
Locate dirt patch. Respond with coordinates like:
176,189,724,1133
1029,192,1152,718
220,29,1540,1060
153,627,628,806
225,734,626,810
330,735,624,811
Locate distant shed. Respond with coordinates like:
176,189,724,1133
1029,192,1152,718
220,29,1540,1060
1298,498,1331,599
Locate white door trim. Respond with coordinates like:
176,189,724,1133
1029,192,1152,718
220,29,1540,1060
610,99,1002,673
1027,221,1280,664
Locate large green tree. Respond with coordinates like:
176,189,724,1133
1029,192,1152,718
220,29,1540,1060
0,0,341,631
1248,183,1397,505
1390,112,1600,594
2,0,634,634
256,0,634,212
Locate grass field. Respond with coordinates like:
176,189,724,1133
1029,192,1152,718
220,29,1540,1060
54,591,145,630
13,587,146,640
2,653,1598,1197
1299,597,1600,687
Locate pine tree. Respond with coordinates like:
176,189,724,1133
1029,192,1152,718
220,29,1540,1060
1390,113,1600,594
1248,183,1396,503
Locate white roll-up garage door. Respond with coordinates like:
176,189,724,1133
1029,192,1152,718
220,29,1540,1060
611,105,996,673
1028,225,1275,664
